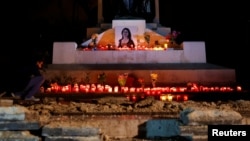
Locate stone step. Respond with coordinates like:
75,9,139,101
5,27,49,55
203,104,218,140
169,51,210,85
100,23,112,30
146,23,158,30
44,136,102,141
0,120,41,131
155,27,171,36
0,106,28,121
0,131,40,141
45,63,236,86
42,122,101,136
191,135,208,141
0,99,13,106
42,121,103,141
180,125,207,135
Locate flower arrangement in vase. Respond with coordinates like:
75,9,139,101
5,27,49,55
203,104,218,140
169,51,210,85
97,72,106,85
89,33,98,50
138,77,145,88
118,73,128,87
165,30,181,48
84,72,91,84
150,72,158,88
144,34,150,48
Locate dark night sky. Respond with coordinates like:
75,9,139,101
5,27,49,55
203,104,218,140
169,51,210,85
1,0,250,87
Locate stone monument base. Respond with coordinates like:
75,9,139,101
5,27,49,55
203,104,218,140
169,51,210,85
45,63,236,86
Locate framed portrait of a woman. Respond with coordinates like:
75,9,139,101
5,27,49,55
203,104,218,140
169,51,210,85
115,26,138,48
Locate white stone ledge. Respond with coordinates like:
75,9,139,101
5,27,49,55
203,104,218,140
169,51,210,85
52,41,206,64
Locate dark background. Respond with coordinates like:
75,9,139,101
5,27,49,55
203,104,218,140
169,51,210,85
1,0,249,89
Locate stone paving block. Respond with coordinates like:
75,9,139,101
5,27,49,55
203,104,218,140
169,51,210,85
96,119,146,138
0,106,28,121
0,113,25,121
241,117,250,125
0,120,41,130
44,135,102,141
42,123,100,136
0,131,40,141
180,125,207,135
180,108,243,125
0,99,13,106
146,119,180,139
192,135,207,141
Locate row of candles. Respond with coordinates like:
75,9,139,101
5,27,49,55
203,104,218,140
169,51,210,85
41,83,242,94
42,83,190,102
81,44,169,51
126,94,189,102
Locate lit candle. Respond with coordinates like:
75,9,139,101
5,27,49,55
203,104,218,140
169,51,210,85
80,84,85,92
130,87,135,93
236,86,242,91
91,87,96,92
61,87,65,93
46,88,51,93
136,88,142,93
73,83,79,93
74,87,79,93
210,87,214,91
170,87,177,92
54,86,59,93
131,95,137,102
156,88,161,95
215,87,220,91
179,87,186,92
114,86,119,93
167,94,173,101
151,88,156,95
176,95,181,101
40,87,44,93
160,94,167,101
183,95,188,101
98,87,104,92
108,87,112,93
85,88,89,93
97,84,101,88
51,86,55,92
65,85,69,92
164,87,170,92
91,83,96,88
123,87,129,93
144,87,150,95
126,96,130,101
164,43,168,49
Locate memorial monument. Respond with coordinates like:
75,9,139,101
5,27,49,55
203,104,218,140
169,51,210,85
102,0,157,23
49,0,236,86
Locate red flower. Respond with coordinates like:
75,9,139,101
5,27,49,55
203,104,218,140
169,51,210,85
166,30,181,41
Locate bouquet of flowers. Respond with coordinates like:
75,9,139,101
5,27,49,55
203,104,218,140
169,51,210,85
166,30,181,42
118,73,128,87
89,33,98,49
144,34,150,47
138,77,145,88
165,30,181,48
150,72,158,87
98,72,106,85
91,33,98,44
84,72,91,84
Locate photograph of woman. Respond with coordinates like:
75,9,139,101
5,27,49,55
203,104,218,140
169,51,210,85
118,27,135,48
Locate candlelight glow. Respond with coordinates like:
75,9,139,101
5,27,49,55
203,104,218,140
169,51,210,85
160,94,173,101
237,86,242,91
41,81,242,102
